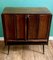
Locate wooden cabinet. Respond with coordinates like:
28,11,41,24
1,7,52,45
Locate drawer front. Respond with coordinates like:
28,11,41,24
2,14,16,40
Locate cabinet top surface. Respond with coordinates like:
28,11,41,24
2,7,51,14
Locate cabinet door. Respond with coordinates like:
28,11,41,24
38,14,51,39
28,15,39,39
16,14,25,39
2,14,16,40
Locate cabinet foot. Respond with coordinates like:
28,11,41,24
43,45,44,54
8,45,10,55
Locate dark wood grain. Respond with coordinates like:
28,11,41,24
38,14,49,39
16,14,25,39
28,14,39,39
2,14,16,40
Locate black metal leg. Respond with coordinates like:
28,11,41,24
8,45,10,55
43,45,44,54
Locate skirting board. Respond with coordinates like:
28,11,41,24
0,36,53,41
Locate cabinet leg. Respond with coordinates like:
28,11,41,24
43,45,44,54
8,45,10,55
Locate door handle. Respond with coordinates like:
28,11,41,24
25,15,28,40
25,16,28,20
25,16,28,24
25,15,30,19
25,15,30,23
27,15,30,18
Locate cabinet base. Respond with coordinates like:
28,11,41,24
7,44,45,55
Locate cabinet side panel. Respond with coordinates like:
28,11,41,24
47,14,52,39
1,14,7,44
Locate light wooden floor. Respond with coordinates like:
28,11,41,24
0,41,53,60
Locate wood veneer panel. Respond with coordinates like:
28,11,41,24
38,14,49,39
28,15,39,39
16,14,25,39
2,14,16,40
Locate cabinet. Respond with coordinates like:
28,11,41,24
1,7,52,54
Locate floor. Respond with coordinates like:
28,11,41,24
0,41,53,60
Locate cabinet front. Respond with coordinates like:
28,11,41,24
27,14,51,40
38,14,51,39
16,14,25,40
2,14,16,40
28,15,39,39
2,14,51,42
